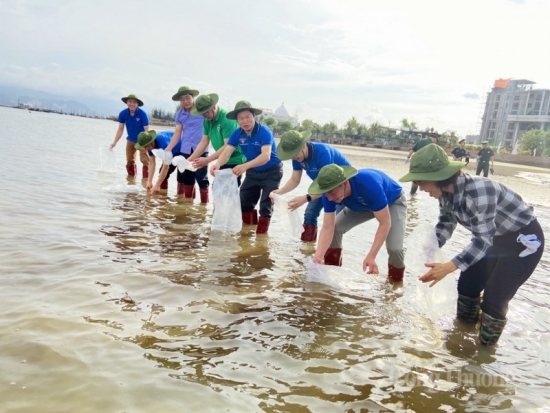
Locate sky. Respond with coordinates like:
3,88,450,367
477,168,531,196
1,0,550,136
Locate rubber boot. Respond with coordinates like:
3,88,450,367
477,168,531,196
410,183,418,195
142,165,149,179
242,209,258,225
479,312,507,346
300,224,318,242
256,216,271,234
183,184,195,199
456,294,481,324
388,264,405,282
160,178,169,190
199,187,209,204
126,163,137,177
177,183,184,196
324,248,343,266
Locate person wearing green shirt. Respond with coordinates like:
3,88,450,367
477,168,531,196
189,93,246,187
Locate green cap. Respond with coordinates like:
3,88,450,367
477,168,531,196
121,93,144,107
190,93,219,116
308,164,358,195
134,130,157,149
172,86,199,101
399,144,465,182
276,130,312,160
226,100,262,120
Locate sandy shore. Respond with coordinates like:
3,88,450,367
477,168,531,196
327,143,550,176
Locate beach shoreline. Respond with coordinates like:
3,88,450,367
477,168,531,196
298,141,550,174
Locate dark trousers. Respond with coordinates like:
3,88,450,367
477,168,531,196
457,219,544,320
165,152,209,187
476,161,490,177
240,164,283,217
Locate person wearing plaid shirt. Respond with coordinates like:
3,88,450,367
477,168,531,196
400,144,544,346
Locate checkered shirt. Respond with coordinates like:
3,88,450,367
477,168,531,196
436,174,535,271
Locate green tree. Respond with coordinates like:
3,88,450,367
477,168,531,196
344,116,360,138
277,120,293,134
366,122,384,141
300,119,315,131
400,118,418,130
321,122,338,139
263,117,276,131
520,129,550,156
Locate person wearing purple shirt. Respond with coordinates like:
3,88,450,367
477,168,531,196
211,101,283,235
272,129,351,242
163,86,209,203
309,164,407,283
110,93,150,179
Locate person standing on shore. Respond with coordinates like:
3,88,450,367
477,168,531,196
110,94,150,179
163,86,208,202
451,138,467,161
405,132,439,194
476,141,494,178
309,164,407,282
271,129,351,242
211,101,283,235
187,93,246,187
399,143,544,345
133,130,178,193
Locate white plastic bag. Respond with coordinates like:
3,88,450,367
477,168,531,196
99,145,116,172
405,223,458,321
305,258,377,291
211,169,242,233
151,149,174,166
172,155,197,172
270,193,303,237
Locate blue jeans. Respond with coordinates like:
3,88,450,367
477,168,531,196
304,198,344,226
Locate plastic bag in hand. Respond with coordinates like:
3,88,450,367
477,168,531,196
211,169,242,233
271,193,303,237
172,155,197,172
405,223,457,321
151,149,174,166
404,157,411,164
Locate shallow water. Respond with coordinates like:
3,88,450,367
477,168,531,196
1,106,549,412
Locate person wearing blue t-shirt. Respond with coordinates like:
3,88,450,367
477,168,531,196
134,130,179,193
110,94,150,179
308,164,407,282
271,129,351,242
211,101,283,235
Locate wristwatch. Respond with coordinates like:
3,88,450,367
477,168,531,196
306,194,312,202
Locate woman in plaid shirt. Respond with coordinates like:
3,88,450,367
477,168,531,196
400,144,544,346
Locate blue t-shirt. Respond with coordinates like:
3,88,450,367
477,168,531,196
228,122,281,171
292,142,350,180
118,107,150,143
322,169,403,213
147,130,176,156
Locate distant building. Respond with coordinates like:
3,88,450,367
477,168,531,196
258,102,298,126
479,78,550,149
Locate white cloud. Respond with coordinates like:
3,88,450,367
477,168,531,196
1,0,549,136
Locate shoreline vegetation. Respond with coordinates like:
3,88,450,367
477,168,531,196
5,103,549,169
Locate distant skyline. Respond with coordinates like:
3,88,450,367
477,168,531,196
2,0,550,136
